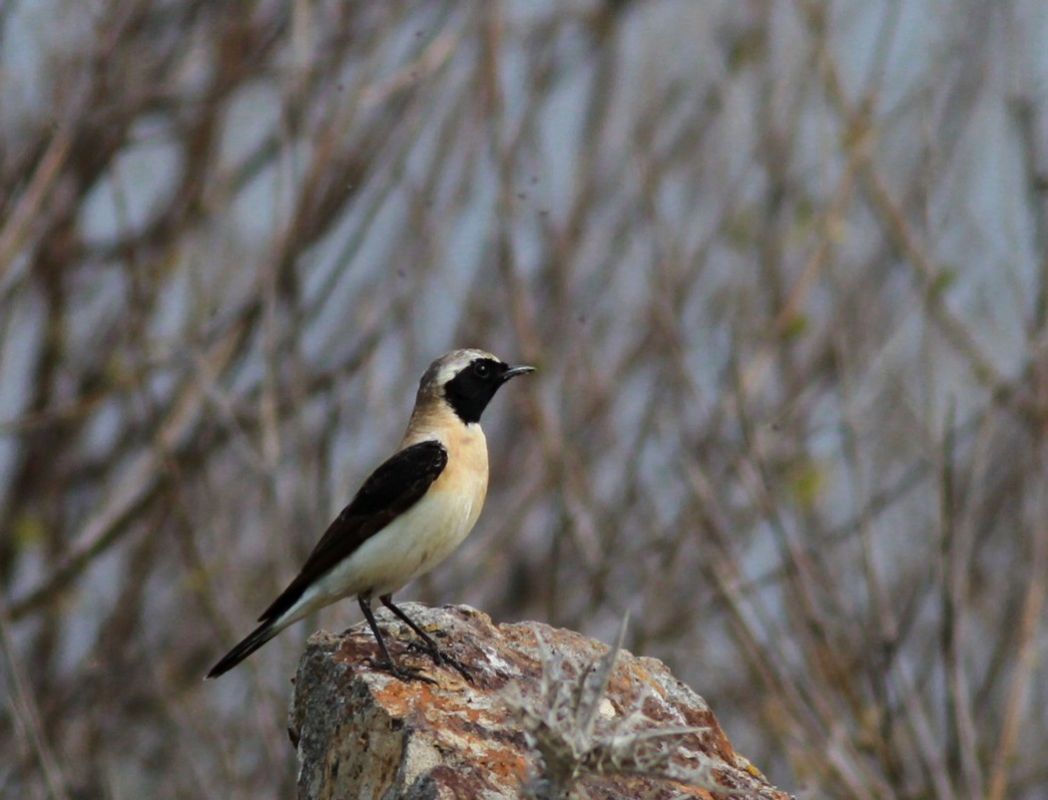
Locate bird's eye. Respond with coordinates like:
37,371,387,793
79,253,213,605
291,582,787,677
473,361,490,378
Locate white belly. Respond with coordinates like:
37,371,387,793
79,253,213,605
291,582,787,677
309,480,484,608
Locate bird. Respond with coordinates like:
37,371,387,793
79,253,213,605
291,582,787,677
206,349,534,681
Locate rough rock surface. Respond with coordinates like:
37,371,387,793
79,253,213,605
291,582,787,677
289,604,791,800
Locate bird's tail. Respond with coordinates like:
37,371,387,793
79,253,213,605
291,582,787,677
206,619,281,679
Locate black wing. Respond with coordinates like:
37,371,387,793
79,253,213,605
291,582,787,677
258,440,448,623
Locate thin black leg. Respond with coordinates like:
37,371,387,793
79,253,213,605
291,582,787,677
379,595,441,654
358,594,433,684
380,595,472,681
358,595,396,666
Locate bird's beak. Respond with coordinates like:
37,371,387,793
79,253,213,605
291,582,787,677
501,364,536,382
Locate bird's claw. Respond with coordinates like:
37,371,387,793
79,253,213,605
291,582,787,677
364,657,437,685
442,654,475,683
406,640,474,683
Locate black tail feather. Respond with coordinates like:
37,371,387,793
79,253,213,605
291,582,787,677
206,619,279,679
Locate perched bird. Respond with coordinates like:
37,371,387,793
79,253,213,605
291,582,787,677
206,349,534,681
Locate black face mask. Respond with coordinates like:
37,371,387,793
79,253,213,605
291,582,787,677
443,359,532,423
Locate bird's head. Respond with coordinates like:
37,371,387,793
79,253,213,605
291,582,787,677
418,348,535,425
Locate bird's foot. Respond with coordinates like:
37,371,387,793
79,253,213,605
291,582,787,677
406,640,474,683
365,656,437,685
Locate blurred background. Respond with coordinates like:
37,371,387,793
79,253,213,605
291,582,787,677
2,1,1047,798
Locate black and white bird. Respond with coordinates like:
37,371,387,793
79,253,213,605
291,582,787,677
206,349,534,681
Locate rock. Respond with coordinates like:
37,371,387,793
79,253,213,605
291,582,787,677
289,604,792,800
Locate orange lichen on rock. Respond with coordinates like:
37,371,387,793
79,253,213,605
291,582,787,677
289,604,792,800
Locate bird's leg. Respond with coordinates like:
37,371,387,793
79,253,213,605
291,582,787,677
379,595,441,656
358,594,435,684
379,594,473,682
